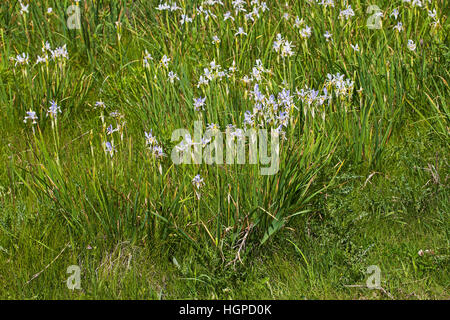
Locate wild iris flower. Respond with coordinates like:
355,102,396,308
407,40,416,51
235,27,247,36
47,100,61,118
145,130,158,146
107,125,119,135
168,71,179,82
393,22,404,32
13,53,29,67
105,141,116,158
192,174,204,189
19,1,29,15
24,111,38,124
194,97,206,111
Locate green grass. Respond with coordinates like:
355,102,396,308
0,0,448,299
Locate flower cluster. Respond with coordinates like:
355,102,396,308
242,84,297,137
155,0,269,27
403,0,423,8
143,50,153,67
428,9,439,29
49,44,69,62
407,40,416,51
145,130,165,159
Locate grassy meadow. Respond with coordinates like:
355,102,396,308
0,0,449,299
